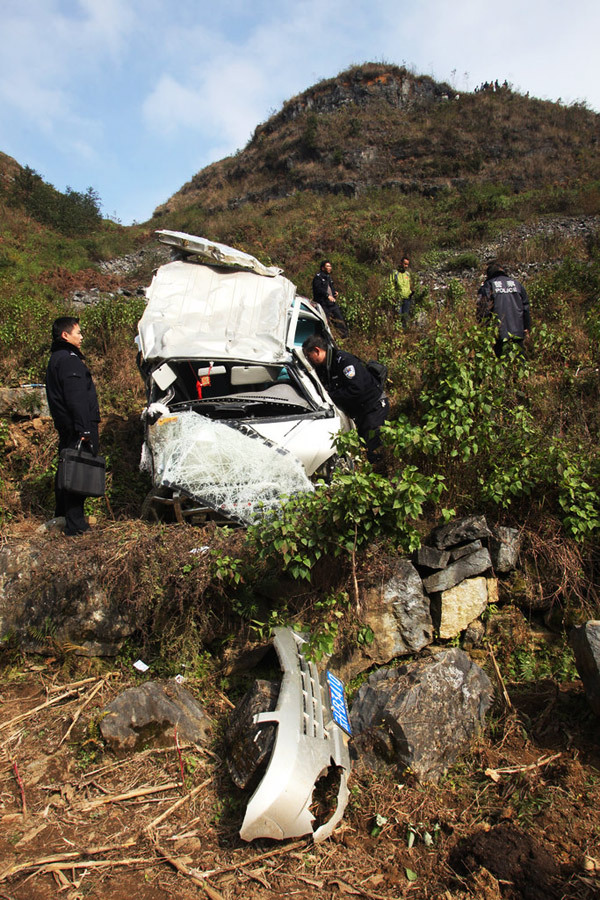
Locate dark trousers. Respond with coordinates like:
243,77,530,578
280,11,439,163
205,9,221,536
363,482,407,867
356,397,390,462
322,302,349,338
494,337,524,358
399,294,414,327
55,425,98,535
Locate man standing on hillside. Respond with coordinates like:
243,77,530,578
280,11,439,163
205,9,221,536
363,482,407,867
390,254,414,327
477,263,530,357
302,334,388,462
312,260,349,338
46,317,100,536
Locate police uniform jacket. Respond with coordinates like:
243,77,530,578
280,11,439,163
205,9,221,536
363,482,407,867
478,274,530,340
46,339,100,438
317,350,382,420
312,271,336,306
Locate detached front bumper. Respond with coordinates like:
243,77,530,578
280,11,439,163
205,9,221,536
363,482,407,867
238,628,351,843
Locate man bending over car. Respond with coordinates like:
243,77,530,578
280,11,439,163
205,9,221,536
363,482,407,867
302,334,389,463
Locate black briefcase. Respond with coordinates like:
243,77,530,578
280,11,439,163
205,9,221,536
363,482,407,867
57,444,106,497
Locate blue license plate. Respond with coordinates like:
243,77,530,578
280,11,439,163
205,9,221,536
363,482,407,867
326,670,352,736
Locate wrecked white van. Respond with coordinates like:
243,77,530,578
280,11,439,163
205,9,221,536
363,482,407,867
136,231,351,524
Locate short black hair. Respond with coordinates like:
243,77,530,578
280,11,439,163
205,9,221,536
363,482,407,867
302,334,328,354
319,260,331,270
486,262,506,279
52,316,79,342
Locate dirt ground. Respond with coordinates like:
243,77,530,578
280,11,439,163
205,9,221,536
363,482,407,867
1,657,599,900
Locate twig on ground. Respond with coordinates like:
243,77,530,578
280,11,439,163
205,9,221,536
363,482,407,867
77,781,183,811
154,843,225,900
488,648,513,710
0,839,137,881
48,677,102,694
174,726,185,787
0,690,81,732
145,777,212,832
193,840,309,880
485,752,561,782
351,523,361,614
72,742,197,786
11,761,26,817
57,678,106,748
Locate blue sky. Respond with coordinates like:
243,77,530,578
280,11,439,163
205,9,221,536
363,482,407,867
1,0,598,225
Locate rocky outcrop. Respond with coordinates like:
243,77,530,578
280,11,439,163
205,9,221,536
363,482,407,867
252,66,454,141
330,560,433,679
350,649,493,781
569,621,600,715
0,386,49,419
0,541,136,656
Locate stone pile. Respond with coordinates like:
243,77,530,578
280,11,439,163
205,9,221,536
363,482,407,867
417,515,521,640
332,515,521,680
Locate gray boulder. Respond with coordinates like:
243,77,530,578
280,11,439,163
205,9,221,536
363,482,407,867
569,621,600,716
416,545,450,570
422,548,492,594
449,539,482,561
0,387,49,418
100,681,212,752
429,515,492,550
489,525,522,573
350,649,493,781
329,559,433,679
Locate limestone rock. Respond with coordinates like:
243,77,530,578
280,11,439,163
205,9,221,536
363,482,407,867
431,576,489,639
330,559,433,679
0,387,49,419
489,525,522,573
422,548,492,594
429,515,492,550
350,649,493,781
569,621,600,716
449,539,482,561
100,681,212,751
416,545,450,570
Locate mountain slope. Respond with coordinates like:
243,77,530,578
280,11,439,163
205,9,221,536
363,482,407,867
154,63,600,219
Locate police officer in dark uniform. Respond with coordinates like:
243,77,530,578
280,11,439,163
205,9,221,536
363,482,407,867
302,334,389,462
477,263,530,357
46,317,100,536
311,260,349,338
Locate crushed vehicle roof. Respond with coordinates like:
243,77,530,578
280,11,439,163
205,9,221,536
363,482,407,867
137,231,298,364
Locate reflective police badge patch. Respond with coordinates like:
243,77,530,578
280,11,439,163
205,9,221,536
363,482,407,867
343,365,356,378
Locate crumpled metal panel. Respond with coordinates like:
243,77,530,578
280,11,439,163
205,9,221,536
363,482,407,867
138,260,296,364
239,628,351,843
156,230,283,277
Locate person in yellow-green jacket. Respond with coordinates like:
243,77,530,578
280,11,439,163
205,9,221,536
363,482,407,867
390,254,414,327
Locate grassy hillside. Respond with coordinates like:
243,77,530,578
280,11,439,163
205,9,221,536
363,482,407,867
0,63,599,619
